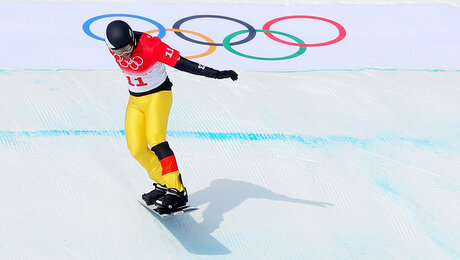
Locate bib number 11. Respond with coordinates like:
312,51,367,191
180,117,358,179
127,76,147,87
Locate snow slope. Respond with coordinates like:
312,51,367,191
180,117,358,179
1,68,459,259
1,1,460,260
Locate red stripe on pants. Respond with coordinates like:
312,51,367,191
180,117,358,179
160,155,179,175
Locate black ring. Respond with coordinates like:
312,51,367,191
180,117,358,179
172,15,257,46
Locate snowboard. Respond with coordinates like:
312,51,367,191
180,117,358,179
137,198,198,219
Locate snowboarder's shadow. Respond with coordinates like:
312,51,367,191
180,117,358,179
193,178,333,234
156,178,333,255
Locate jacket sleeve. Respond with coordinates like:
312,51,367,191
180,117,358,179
153,37,181,67
173,56,219,78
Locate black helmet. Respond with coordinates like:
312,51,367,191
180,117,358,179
105,20,136,50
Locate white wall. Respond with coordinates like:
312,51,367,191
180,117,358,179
2,3,459,70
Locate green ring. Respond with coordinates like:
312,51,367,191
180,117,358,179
223,29,307,60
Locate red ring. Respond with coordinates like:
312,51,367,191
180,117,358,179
262,15,346,47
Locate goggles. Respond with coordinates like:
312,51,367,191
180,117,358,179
112,43,134,56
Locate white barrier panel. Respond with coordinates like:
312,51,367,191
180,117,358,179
1,3,459,70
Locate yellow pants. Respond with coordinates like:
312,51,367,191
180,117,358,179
125,90,184,191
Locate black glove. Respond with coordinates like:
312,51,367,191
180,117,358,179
215,70,238,81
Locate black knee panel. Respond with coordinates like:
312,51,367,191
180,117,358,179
151,141,174,160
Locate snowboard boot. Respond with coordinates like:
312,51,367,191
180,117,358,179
155,187,188,210
142,183,167,206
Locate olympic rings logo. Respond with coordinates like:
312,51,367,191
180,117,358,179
116,55,143,70
83,14,346,61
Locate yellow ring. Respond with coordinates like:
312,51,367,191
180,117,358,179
145,28,216,59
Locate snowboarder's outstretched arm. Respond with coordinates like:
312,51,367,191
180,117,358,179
173,56,238,81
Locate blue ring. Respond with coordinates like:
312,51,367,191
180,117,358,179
82,14,166,41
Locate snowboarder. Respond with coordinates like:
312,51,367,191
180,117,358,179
105,20,238,211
